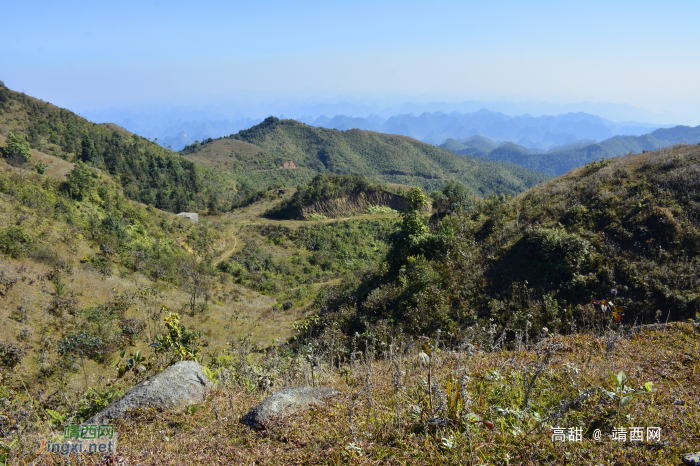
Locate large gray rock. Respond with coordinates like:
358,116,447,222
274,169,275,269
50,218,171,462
241,386,340,429
683,452,700,466
87,361,212,424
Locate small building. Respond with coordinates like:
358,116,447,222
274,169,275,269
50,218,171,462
176,212,198,222
283,160,296,169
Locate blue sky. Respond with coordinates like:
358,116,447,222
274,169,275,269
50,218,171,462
2,0,699,123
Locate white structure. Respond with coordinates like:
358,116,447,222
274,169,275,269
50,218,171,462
176,212,198,222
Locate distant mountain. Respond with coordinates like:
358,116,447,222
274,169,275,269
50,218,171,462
181,117,550,195
103,107,668,152
440,125,700,177
301,110,666,151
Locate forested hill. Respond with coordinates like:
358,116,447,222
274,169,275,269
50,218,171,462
182,117,550,196
0,82,235,213
442,125,700,177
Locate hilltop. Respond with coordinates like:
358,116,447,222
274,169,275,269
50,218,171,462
181,117,550,195
442,125,700,176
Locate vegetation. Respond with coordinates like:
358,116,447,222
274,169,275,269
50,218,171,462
0,155,222,283
219,217,398,298
182,116,550,194
310,144,700,340
0,84,698,465
0,84,236,212
265,173,394,219
1,131,32,166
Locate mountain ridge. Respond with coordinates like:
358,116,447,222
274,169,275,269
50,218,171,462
441,125,700,176
182,116,550,195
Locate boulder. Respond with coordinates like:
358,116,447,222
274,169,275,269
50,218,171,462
241,386,340,429
683,452,700,466
86,361,212,424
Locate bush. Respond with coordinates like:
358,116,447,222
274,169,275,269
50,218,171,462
0,342,23,369
34,162,48,174
2,132,32,165
0,226,32,258
366,205,397,214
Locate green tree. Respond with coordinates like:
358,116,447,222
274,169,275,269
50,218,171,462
432,180,474,215
398,187,430,250
3,132,32,165
65,161,95,200
80,134,97,163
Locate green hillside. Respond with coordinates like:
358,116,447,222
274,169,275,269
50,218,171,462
314,144,700,337
0,83,236,213
183,117,550,195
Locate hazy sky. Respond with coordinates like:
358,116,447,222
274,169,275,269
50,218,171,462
2,0,699,123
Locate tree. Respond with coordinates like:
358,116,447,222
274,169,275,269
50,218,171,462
66,161,95,200
398,187,430,249
433,181,474,215
80,134,97,163
3,132,32,165
178,257,212,316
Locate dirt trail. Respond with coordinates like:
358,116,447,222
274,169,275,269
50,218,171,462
214,230,238,266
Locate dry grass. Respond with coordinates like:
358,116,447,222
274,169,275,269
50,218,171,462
5,323,699,465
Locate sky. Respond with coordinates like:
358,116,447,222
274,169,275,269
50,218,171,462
2,0,699,124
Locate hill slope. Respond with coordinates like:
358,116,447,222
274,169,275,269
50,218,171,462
183,117,550,195
0,83,236,213
316,143,700,337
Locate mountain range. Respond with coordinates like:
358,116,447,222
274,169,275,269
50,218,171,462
85,101,669,152
441,125,700,176
296,110,664,149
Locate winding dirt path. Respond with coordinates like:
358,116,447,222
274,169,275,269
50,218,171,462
214,229,238,266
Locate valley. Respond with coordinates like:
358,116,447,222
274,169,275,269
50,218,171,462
1,83,699,465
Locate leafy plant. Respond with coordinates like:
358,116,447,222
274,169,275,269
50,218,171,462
592,298,627,323
45,409,66,427
604,371,656,426
202,365,221,386
152,312,202,364
115,350,146,378
77,387,125,420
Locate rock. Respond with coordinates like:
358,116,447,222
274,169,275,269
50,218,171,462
86,361,211,424
241,386,340,429
683,452,700,465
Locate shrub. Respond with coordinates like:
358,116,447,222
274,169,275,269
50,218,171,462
2,132,32,165
119,318,146,346
366,205,397,214
56,330,106,362
0,226,32,258
34,162,48,174
0,342,23,369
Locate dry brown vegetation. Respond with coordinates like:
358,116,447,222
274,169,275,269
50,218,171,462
4,322,699,465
